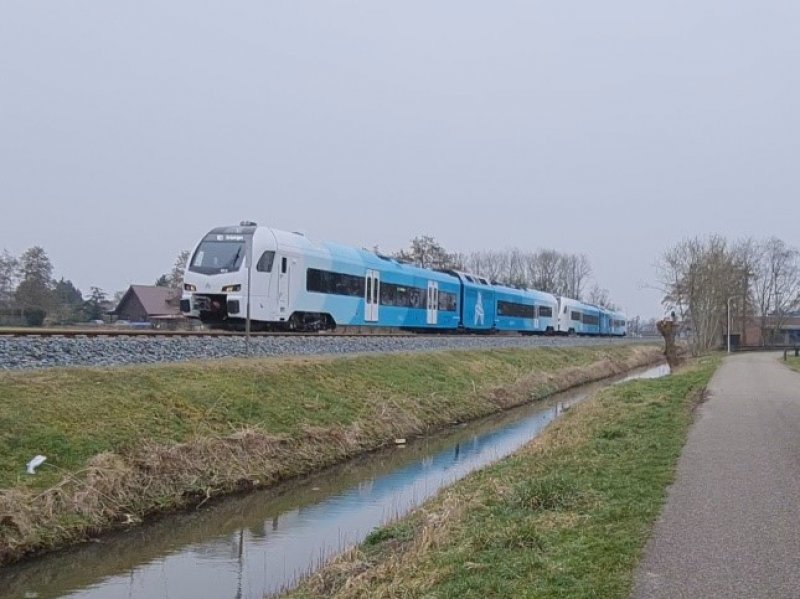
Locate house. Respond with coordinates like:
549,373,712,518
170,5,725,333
725,314,800,348
111,285,185,328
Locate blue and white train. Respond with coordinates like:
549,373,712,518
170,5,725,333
180,222,626,336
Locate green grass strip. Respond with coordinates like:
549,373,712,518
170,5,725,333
287,354,719,599
0,345,652,491
783,355,800,373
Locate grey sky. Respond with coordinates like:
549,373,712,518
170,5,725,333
2,1,799,318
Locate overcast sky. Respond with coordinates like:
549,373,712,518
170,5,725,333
2,1,799,318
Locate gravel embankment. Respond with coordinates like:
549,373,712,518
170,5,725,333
0,335,652,371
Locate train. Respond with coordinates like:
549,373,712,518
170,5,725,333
180,222,627,336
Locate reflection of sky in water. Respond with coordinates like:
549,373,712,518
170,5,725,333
0,364,667,599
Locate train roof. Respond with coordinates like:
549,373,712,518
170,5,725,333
241,225,458,282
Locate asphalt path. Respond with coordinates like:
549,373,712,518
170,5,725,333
632,352,800,598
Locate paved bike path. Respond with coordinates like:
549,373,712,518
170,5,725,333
632,352,800,598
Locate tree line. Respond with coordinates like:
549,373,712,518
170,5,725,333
393,235,616,308
658,235,800,353
0,247,189,326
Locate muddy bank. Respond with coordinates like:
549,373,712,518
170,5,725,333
0,344,661,565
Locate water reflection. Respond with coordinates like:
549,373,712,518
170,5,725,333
0,363,668,599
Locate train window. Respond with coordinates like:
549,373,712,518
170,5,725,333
281,257,287,274
438,291,457,312
582,313,599,326
570,311,581,321
498,301,535,319
409,288,422,308
188,239,245,274
539,306,553,318
479,278,488,285
256,251,275,273
396,286,408,307
377,282,440,309
306,268,364,297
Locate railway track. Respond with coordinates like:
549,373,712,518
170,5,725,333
0,328,653,372
0,327,425,338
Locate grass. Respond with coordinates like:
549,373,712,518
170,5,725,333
286,354,719,599
783,355,800,373
0,343,660,564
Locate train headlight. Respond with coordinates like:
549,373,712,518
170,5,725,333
184,283,196,292
222,284,241,292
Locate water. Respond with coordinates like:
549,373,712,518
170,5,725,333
0,363,669,599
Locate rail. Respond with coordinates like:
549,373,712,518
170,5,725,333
0,327,417,338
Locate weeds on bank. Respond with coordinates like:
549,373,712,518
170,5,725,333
288,355,719,599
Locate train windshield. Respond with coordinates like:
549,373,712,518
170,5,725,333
189,236,246,275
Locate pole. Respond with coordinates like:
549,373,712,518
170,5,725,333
245,235,253,355
727,296,735,353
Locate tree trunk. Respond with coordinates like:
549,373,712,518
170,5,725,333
657,319,682,369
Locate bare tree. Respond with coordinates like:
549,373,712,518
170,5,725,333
751,237,800,344
730,238,759,346
559,253,592,300
527,249,561,294
460,247,597,299
658,235,745,354
587,283,617,309
463,250,508,283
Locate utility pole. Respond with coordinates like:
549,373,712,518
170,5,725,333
727,296,736,353
245,232,253,355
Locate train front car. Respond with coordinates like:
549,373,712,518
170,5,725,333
181,223,464,332
181,223,260,329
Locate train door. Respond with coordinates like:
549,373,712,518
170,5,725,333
278,256,290,316
364,270,380,322
251,250,275,319
427,281,439,325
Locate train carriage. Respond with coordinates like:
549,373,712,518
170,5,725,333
492,285,558,334
608,310,628,336
578,304,601,336
446,271,495,332
181,223,462,331
556,297,603,336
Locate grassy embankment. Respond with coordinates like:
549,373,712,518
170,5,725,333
286,354,719,599
0,343,660,564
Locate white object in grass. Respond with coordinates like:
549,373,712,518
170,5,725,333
26,455,47,474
